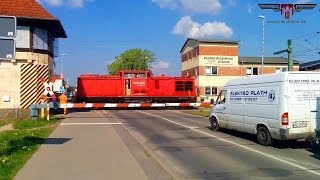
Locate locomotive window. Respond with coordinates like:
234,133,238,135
175,81,184,91
138,73,146,78
185,81,193,91
124,73,131,78
175,81,193,91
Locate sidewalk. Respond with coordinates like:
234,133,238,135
14,111,147,180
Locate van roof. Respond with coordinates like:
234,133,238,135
225,71,320,86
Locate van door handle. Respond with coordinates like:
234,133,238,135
222,107,226,110
311,110,318,113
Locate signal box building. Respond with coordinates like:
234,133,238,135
0,0,67,109
180,38,300,102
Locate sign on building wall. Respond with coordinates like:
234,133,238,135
200,56,238,66
0,39,15,60
0,16,16,60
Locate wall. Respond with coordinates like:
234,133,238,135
0,52,52,109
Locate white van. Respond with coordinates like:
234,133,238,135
209,72,320,146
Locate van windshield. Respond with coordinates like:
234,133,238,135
216,90,226,104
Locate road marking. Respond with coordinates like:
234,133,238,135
137,110,320,176
61,123,122,126
188,126,199,129
277,156,320,169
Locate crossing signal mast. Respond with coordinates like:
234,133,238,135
273,39,294,71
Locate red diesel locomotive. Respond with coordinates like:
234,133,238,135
76,70,197,103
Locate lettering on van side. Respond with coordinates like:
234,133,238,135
293,89,320,102
289,79,320,84
230,90,268,96
229,88,278,104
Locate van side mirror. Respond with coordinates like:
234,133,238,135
211,99,216,105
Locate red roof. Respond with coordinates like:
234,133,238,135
0,0,67,38
0,0,56,20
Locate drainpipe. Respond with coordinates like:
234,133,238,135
240,61,244,76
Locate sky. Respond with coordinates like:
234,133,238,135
37,0,320,85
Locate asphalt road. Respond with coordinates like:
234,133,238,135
101,109,320,180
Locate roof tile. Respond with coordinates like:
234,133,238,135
0,0,56,20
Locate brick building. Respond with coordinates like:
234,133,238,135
180,38,300,102
0,0,67,109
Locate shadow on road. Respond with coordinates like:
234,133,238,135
206,127,313,150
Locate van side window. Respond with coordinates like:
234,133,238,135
216,90,227,104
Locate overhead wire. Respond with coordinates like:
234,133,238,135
291,31,320,60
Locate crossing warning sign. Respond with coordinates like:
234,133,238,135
40,77,57,100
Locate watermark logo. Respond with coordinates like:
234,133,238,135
258,4,316,23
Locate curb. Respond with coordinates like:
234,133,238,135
119,122,183,180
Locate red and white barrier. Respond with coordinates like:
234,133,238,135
59,103,201,109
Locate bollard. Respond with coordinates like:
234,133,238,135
40,99,45,118
47,103,50,121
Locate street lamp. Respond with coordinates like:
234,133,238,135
145,56,149,70
61,54,66,79
258,15,265,75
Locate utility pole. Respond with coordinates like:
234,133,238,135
273,39,294,71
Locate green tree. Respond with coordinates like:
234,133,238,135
107,48,156,75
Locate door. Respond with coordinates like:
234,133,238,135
214,90,228,128
287,73,320,135
306,74,320,133
125,79,131,95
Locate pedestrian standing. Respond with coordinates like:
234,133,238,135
59,91,68,115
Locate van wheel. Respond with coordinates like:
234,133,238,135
257,126,272,146
210,117,219,131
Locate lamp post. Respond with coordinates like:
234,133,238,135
258,15,265,75
145,56,149,70
61,54,66,79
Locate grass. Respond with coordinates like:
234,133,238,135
180,108,211,117
13,118,59,130
0,118,59,180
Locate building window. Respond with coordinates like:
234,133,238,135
205,87,218,95
205,66,218,75
276,67,287,73
246,67,259,76
33,28,48,50
16,26,30,48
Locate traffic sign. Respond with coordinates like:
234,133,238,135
0,39,15,60
40,77,57,100
0,16,16,38
59,86,65,93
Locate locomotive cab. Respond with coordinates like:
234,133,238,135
118,70,151,96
